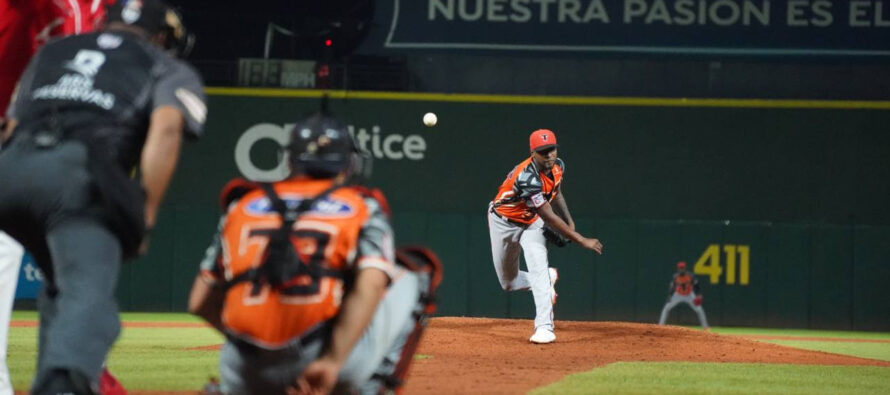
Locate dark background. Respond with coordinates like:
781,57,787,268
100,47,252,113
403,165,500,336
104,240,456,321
17,1,883,328
176,0,374,61
170,0,890,99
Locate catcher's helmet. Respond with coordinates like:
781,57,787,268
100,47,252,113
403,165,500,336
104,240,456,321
287,113,358,179
106,0,195,57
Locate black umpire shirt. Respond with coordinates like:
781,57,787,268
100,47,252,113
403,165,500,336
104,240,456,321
6,29,206,170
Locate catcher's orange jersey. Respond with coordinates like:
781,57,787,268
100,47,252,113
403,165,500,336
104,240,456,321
492,157,564,224
673,273,694,295
202,178,395,349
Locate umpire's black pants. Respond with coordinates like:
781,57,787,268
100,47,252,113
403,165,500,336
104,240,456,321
0,139,122,391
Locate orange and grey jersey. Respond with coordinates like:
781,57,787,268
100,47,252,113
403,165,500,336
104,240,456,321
199,178,396,349
491,157,565,224
669,272,700,296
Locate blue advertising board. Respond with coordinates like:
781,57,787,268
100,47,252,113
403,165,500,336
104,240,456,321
364,0,890,56
15,253,43,300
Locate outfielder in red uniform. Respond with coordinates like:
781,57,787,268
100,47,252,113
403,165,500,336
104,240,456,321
658,261,710,330
189,112,440,394
1,0,115,125
488,129,603,344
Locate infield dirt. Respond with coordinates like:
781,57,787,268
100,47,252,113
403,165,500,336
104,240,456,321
403,317,889,395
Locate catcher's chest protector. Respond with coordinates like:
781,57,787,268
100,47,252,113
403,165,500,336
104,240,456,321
219,179,371,348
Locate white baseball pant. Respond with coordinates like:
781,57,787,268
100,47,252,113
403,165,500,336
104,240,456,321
658,293,709,328
0,232,24,395
487,208,554,331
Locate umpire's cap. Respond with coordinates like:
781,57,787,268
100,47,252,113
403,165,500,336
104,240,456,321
288,114,359,180
106,0,194,57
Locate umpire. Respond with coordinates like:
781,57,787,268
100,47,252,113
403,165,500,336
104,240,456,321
0,0,205,393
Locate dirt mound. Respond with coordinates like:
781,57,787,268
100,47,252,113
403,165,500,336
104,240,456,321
403,317,889,395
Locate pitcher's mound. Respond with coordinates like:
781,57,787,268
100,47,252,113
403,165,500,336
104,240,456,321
404,317,889,395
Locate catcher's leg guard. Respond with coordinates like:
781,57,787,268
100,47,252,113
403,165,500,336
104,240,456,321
371,246,442,394
395,247,442,316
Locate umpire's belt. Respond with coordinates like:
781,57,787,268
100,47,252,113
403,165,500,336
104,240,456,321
225,321,330,356
489,205,529,228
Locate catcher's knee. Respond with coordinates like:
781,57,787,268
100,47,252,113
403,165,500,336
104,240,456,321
364,374,396,395
394,247,442,315
373,247,442,394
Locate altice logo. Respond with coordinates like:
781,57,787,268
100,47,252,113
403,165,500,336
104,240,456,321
235,123,428,181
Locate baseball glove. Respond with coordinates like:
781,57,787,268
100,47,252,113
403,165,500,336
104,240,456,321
693,295,703,306
543,226,571,247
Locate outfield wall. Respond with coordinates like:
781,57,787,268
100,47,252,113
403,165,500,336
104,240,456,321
95,90,890,330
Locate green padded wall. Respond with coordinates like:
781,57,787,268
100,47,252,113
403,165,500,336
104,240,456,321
115,91,889,330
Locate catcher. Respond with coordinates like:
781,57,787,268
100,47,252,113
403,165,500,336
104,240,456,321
188,110,441,394
658,261,710,330
488,129,603,344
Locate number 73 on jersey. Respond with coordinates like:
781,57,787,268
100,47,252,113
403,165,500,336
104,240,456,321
694,244,750,285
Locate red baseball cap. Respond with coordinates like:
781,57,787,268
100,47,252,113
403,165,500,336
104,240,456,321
677,261,687,270
529,129,558,152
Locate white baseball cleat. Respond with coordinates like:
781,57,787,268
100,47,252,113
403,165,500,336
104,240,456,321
549,267,559,305
529,327,556,344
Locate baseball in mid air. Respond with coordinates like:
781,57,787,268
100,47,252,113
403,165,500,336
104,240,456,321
423,112,437,127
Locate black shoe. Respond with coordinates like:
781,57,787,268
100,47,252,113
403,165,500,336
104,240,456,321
31,368,96,395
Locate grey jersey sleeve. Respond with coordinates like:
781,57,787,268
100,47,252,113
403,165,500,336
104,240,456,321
152,59,207,139
198,215,227,283
5,50,42,120
355,196,397,279
514,165,546,208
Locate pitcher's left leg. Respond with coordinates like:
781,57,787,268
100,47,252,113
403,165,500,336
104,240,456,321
519,221,553,333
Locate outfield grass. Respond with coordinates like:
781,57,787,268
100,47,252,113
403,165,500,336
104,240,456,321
9,313,223,390
710,326,890,341
757,340,890,362
8,313,890,393
705,326,890,362
11,311,205,323
532,362,890,395
105,327,223,390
